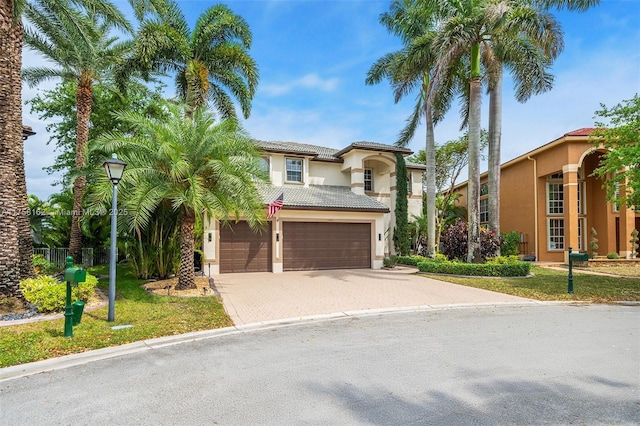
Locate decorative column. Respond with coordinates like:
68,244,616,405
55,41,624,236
563,164,580,263
618,180,637,258
350,168,365,195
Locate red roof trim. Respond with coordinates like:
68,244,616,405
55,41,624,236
564,128,597,137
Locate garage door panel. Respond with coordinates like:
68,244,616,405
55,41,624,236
283,222,371,271
219,222,271,273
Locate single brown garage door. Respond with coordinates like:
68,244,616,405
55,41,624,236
283,222,371,271
219,221,271,273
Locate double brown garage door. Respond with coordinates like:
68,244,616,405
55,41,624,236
219,221,371,273
283,222,371,271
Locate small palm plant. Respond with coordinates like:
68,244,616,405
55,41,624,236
88,101,268,289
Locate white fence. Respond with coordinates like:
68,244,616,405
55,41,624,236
33,247,110,268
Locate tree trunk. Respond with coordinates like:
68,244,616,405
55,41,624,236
425,101,436,257
11,17,34,281
467,72,482,264
488,66,502,256
177,209,196,290
69,82,92,263
0,1,23,299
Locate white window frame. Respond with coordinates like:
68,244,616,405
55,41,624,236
577,218,586,251
259,156,270,174
480,197,489,223
285,158,303,183
546,181,564,215
548,218,565,251
613,182,620,213
364,168,373,192
577,181,586,215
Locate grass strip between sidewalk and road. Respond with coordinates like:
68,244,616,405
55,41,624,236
0,265,231,368
419,265,640,302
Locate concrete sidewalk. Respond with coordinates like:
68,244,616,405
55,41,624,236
213,266,532,325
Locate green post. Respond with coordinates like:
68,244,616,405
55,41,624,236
568,247,589,295
64,256,74,338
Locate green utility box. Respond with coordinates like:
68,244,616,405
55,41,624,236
72,301,85,325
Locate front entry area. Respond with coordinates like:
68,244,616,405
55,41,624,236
219,221,272,273
282,222,371,271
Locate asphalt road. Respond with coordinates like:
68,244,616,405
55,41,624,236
1,304,638,425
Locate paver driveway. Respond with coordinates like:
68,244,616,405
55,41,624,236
213,266,533,325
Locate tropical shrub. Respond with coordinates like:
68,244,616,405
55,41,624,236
393,153,411,256
32,254,59,276
441,220,500,261
383,257,396,268
20,274,98,313
393,255,428,266
417,259,530,277
500,231,520,257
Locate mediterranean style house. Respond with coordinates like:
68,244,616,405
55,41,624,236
203,141,425,273
453,128,640,263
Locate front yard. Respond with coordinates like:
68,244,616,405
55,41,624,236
421,265,640,302
1,264,638,369
0,265,231,368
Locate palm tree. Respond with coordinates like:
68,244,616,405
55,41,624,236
367,0,462,258
22,0,131,263
425,0,572,262
89,102,268,289
0,0,28,299
123,0,259,120
485,0,599,249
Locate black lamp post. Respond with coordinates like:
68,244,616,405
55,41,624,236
102,154,127,322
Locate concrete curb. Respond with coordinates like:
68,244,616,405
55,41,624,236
0,300,563,383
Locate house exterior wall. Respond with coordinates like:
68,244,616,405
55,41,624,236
452,133,640,263
307,161,349,186
205,143,424,272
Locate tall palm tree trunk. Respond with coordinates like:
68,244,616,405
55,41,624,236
0,1,23,299
177,209,196,290
11,17,34,281
488,67,502,256
69,82,92,263
467,45,482,264
425,100,436,257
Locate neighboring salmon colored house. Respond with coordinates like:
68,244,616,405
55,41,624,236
453,128,640,263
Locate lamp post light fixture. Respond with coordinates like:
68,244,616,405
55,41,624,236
102,154,127,322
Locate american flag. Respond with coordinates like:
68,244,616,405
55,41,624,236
268,193,284,218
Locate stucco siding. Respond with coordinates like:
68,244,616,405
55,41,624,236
308,162,349,186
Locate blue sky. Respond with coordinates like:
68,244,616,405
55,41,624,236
22,0,640,199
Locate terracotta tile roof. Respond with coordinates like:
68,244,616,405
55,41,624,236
253,140,341,162
333,141,412,157
259,184,389,212
564,128,597,137
406,161,426,170
254,140,413,162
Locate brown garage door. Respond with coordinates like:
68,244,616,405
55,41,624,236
219,222,271,273
283,222,371,271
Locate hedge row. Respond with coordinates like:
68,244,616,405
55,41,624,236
417,260,531,277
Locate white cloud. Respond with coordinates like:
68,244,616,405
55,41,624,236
260,73,340,97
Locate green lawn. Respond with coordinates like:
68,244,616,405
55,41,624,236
0,265,231,368
420,265,640,302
